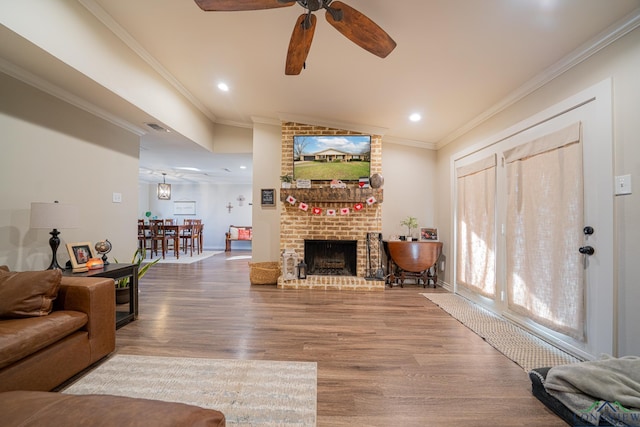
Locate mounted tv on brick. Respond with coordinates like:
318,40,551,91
293,135,371,182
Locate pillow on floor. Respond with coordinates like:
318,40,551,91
0,269,62,318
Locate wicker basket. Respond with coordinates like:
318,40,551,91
249,261,281,285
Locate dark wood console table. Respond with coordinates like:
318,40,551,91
62,263,138,329
384,241,442,288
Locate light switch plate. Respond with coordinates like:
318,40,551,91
615,175,632,195
112,192,122,203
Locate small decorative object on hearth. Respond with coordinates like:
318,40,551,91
95,239,112,265
281,248,298,280
297,260,307,279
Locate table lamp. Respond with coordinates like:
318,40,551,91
30,201,79,270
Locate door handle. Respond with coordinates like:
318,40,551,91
579,246,595,255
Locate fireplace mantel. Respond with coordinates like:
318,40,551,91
279,188,383,203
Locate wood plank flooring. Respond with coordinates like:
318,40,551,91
115,251,564,426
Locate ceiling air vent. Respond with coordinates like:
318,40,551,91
145,122,169,132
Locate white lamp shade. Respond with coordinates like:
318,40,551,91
30,202,79,230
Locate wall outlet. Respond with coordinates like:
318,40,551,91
112,192,122,203
615,175,632,195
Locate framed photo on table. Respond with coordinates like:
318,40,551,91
420,228,438,241
66,242,95,271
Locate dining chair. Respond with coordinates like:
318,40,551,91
181,223,201,256
137,220,150,258
149,221,171,259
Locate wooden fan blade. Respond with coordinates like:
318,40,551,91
285,14,317,75
194,0,295,12
325,1,396,58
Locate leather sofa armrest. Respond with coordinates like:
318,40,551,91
55,277,116,362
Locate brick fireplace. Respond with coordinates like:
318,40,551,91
277,122,384,291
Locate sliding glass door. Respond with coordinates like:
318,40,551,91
452,80,614,359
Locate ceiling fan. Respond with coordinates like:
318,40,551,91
194,0,397,75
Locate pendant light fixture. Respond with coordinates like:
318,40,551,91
157,173,171,200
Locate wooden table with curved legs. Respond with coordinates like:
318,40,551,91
386,241,443,288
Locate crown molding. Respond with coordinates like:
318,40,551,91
78,0,217,123
382,136,437,150
437,7,640,150
278,113,388,136
0,58,146,136
251,116,281,127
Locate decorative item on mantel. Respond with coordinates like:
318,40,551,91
370,173,384,189
296,179,311,189
281,248,298,280
280,175,293,188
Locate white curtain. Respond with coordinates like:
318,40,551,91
505,122,585,340
456,155,496,298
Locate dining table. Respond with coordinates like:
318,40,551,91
139,222,204,259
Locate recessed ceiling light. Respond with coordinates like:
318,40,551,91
240,165,247,169
409,113,422,122
217,82,229,92
176,167,200,172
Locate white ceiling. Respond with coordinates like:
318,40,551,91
4,0,640,184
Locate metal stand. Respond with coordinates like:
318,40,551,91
365,232,384,280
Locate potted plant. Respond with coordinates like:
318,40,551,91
114,248,159,304
400,216,419,241
280,175,293,188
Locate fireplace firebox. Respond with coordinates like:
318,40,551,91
304,240,357,276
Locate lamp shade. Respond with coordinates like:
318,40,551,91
30,202,79,230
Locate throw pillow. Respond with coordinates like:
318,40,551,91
0,269,62,318
229,226,239,240
238,228,251,240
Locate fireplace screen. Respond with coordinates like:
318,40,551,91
304,240,357,276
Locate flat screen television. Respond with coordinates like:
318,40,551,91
293,135,371,181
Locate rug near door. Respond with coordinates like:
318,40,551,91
422,293,581,372
62,354,317,427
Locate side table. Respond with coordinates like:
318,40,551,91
62,263,138,329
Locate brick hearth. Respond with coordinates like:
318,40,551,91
277,122,384,291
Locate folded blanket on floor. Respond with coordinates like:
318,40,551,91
544,355,640,426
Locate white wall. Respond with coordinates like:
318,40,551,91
251,122,283,262
0,0,217,153
381,142,437,239
435,27,640,356
0,73,139,269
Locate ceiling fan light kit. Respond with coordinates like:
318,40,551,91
195,0,396,75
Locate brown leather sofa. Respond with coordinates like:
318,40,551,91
0,270,116,392
0,391,226,426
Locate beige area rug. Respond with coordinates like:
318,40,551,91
141,251,222,264
63,354,317,427
422,293,581,372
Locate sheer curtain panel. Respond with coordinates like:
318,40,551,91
504,122,585,340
